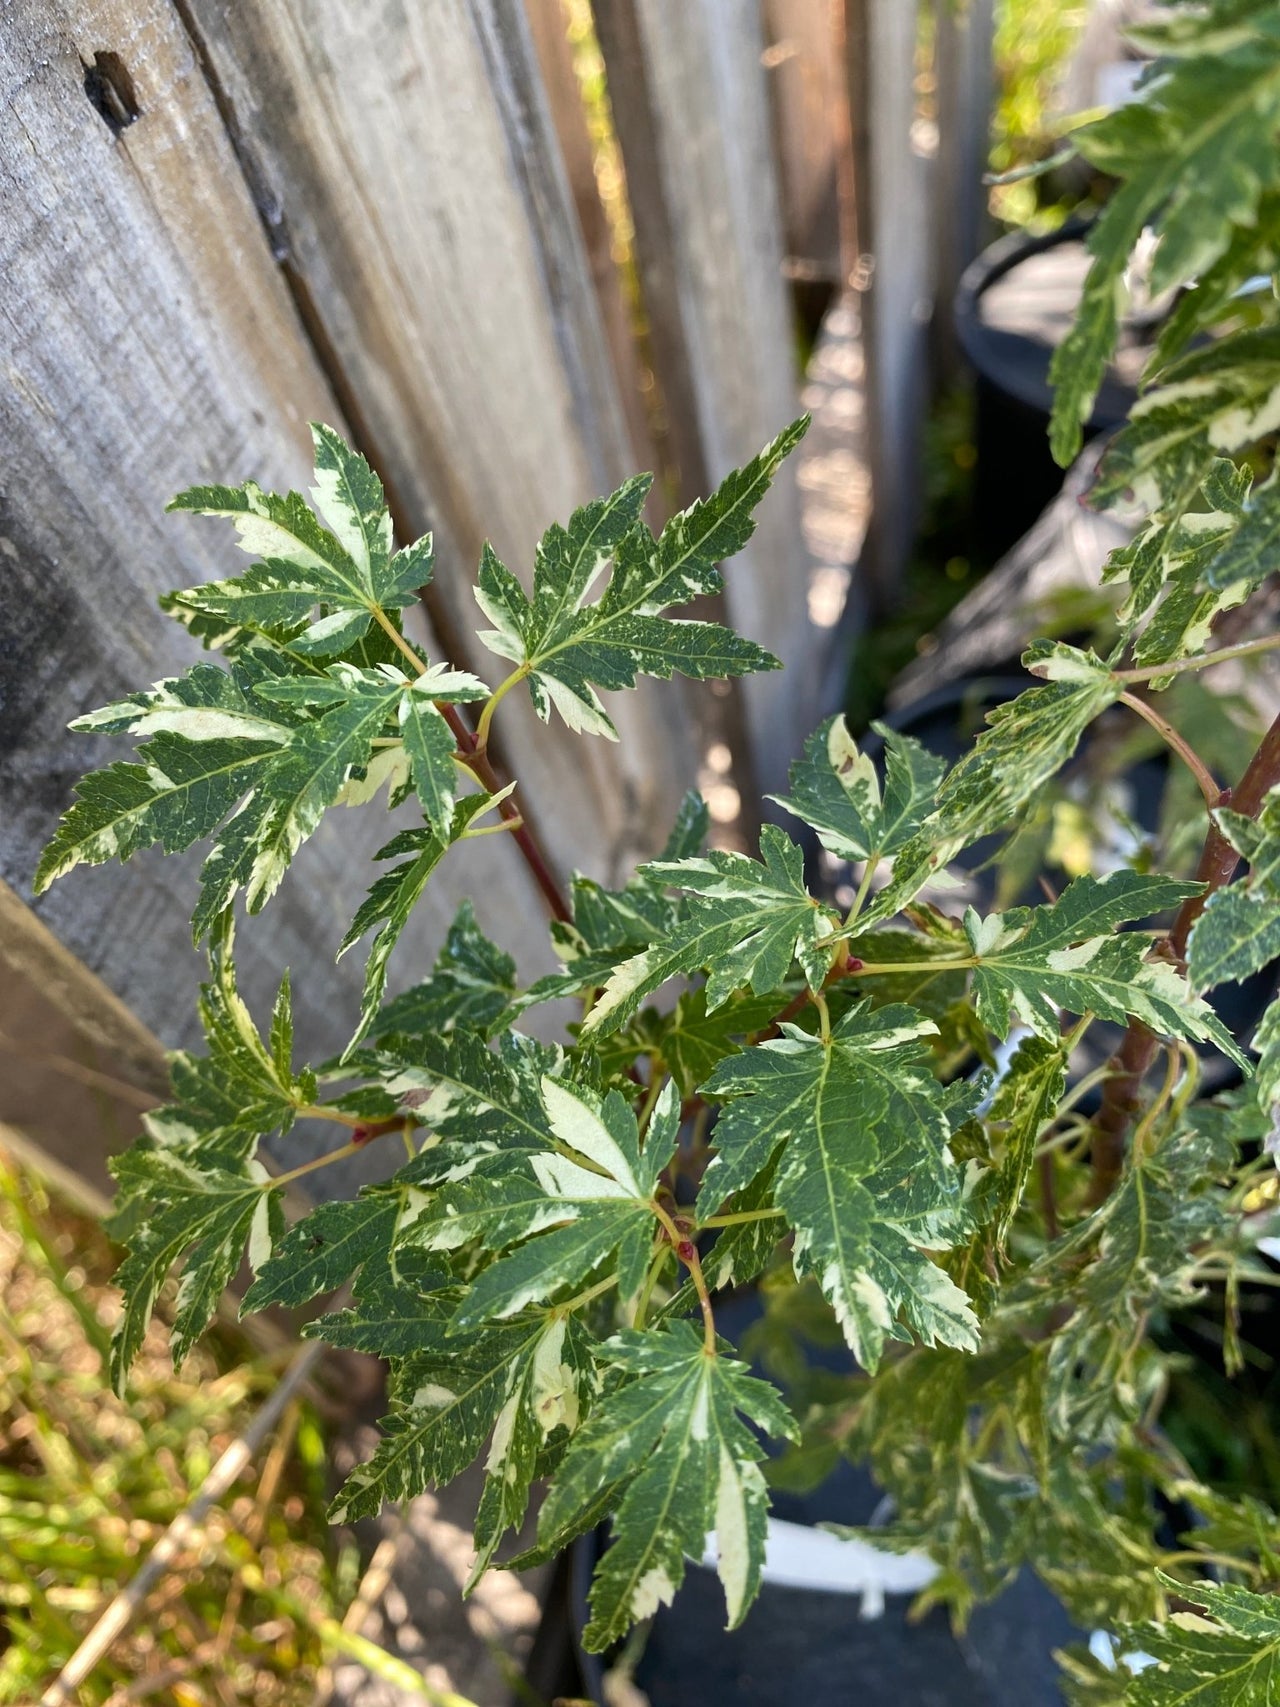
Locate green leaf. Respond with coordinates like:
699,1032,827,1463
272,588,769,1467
1049,21,1280,463
1189,887,1280,990
34,733,283,896
241,1193,403,1310
65,658,298,743
39,437,489,931
1025,1452,1171,1631
139,916,304,1165
1105,460,1257,672
1048,176,1154,467
538,1322,796,1649
854,648,1127,929
360,1027,560,1154
965,873,1244,1062
306,1253,451,1359
932,645,1125,850
582,826,840,1038
1251,996,1280,1119
558,870,679,960
1028,1126,1233,1444
659,986,782,1098
397,689,461,840
1222,788,1280,894
1190,787,1280,989
499,802,717,1025
375,900,517,1038
1150,189,1280,371
772,715,945,866
102,919,320,1389
416,1078,679,1329
106,1149,280,1394
660,788,712,861
1096,330,1280,514
339,791,504,1050
193,669,407,931
469,1311,598,1583
1103,1575,1280,1704
987,1036,1068,1254
834,1348,1036,1626
34,660,296,893
330,1306,597,1570
308,422,394,596
184,661,482,938
167,424,434,652
475,422,807,737
701,1003,978,1370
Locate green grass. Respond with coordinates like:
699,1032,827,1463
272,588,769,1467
0,1152,357,1706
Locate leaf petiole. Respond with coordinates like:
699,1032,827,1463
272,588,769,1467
555,1273,619,1316
841,956,978,976
474,664,530,752
1115,632,1280,683
458,816,524,839
265,1139,367,1189
369,604,430,676
650,1199,717,1354
842,855,881,932
632,1244,670,1330
696,1207,784,1231
1118,691,1221,809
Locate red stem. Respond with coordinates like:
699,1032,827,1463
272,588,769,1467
438,703,572,923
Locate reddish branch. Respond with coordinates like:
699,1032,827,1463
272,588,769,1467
1088,707,1280,1202
437,702,573,923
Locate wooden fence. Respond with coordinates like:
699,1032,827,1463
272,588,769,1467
0,0,994,1196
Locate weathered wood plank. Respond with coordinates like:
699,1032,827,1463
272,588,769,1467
932,0,995,377
177,0,694,885
844,0,931,606
524,0,656,475
0,0,549,1143
0,876,165,1200
0,878,313,1241
591,0,812,794
796,291,871,714
763,0,845,287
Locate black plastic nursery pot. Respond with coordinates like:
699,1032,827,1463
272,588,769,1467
954,223,1157,563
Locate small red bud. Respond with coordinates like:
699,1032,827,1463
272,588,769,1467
847,956,864,972
676,1240,697,1264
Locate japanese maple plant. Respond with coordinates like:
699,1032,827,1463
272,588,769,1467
35,3,1280,1694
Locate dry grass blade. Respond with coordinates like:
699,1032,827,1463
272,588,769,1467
41,1339,326,1706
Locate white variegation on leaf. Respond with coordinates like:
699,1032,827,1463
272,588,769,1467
700,1003,977,1371
40,105,1280,1687
474,422,805,737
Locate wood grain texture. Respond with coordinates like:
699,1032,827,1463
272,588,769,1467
524,0,657,476
845,0,930,606
0,875,164,1200
592,0,812,794
0,0,550,1161
932,0,995,377
176,0,695,885
763,0,844,285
